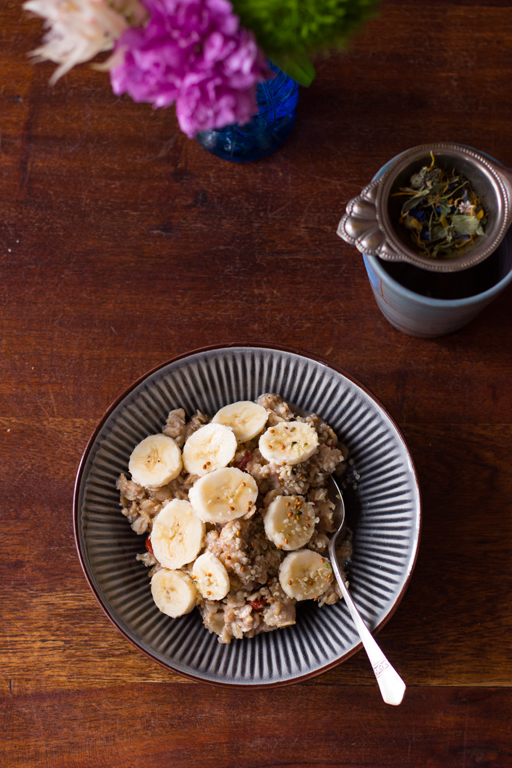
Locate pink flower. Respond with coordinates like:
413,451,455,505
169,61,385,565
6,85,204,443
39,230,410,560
110,0,270,136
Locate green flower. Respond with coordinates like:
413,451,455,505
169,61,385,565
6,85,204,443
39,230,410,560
231,0,381,85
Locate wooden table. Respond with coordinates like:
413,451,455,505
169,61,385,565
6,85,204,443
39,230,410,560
2,0,512,764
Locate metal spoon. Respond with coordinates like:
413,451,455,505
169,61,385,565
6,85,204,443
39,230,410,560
328,475,406,706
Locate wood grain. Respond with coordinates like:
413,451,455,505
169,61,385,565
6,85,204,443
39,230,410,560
2,0,512,764
2,684,512,768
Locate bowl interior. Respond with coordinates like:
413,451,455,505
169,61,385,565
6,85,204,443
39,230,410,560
75,345,421,686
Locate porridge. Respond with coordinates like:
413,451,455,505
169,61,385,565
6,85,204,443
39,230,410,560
117,394,352,644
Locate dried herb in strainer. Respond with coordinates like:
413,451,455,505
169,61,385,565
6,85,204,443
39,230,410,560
394,152,488,259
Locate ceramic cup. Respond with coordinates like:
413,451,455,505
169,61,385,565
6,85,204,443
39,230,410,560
362,238,512,337
339,146,512,337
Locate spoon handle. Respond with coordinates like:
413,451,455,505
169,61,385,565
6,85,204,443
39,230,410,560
331,557,406,706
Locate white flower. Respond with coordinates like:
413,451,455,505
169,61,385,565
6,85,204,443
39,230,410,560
457,199,476,216
24,0,147,83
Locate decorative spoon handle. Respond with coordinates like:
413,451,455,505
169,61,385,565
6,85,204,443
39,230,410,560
331,556,406,706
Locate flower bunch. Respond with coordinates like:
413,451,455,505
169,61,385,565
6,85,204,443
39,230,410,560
110,0,269,136
25,0,379,135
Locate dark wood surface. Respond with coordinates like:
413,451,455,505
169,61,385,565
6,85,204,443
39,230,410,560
2,0,512,765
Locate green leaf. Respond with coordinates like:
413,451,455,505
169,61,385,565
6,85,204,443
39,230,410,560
451,215,480,236
401,192,427,213
431,225,454,243
270,50,316,86
428,181,450,196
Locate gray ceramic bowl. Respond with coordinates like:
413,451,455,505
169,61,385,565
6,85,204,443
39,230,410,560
74,344,421,687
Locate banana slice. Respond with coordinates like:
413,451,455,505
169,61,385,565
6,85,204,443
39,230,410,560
279,550,332,601
189,467,258,523
264,495,315,550
151,568,198,618
259,421,319,466
151,499,205,569
182,423,237,477
212,401,268,442
192,552,230,600
129,433,182,489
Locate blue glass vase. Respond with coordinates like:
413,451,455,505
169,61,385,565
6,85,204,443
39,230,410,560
195,61,299,162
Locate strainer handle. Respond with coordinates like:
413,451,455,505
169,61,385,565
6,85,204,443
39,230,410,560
337,179,404,261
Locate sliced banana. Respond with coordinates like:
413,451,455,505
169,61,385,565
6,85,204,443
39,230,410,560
259,421,319,466
129,433,182,489
189,467,258,523
151,499,205,570
192,552,230,600
279,550,332,601
182,423,237,477
151,568,197,618
212,401,268,442
264,495,315,550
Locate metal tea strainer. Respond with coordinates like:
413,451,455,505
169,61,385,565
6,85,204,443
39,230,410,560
337,143,512,273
